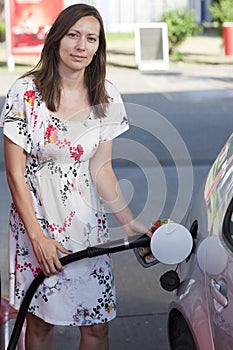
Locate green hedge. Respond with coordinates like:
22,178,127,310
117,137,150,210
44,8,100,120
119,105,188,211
161,9,201,53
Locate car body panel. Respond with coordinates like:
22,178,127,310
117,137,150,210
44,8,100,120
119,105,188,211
168,133,233,350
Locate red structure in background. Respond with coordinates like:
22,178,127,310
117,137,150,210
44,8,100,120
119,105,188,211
222,22,233,56
7,0,64,55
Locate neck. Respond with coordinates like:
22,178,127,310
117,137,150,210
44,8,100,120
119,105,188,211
59,69,86,90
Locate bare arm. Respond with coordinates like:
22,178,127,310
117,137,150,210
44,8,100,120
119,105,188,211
90,140,150,237
4,136,70,275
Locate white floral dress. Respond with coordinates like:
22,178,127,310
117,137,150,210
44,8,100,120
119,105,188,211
0,76,129,326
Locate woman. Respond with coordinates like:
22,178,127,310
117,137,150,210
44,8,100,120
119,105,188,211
1,4,150,350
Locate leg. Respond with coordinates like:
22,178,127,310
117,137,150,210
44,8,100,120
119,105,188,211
25,312,54,350
79,323,109,350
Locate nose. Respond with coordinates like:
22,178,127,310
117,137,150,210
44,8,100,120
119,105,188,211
75,35,86,51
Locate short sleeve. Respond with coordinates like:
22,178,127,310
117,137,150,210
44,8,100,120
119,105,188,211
99,81,129,143
0,78,33,153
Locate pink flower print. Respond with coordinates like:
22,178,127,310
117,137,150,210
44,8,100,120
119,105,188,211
16,261,41,277
48,211,75,235
69,144,84,161
44,124,58,144
24,90,36,107
24,90,38,129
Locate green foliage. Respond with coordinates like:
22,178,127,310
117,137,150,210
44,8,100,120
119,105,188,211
0,21,5,42
210,0,233,34
161,9,201,53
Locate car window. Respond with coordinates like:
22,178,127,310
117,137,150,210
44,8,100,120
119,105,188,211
223,199,233,250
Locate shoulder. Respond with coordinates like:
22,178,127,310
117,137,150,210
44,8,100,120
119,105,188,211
8,75,36,96
105,79,123,103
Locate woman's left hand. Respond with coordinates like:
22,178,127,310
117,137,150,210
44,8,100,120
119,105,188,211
123,219,152,238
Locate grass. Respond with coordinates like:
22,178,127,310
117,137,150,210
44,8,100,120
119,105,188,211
105,32,134,41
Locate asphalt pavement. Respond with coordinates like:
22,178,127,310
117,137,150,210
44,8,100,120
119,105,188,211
0,35,233,349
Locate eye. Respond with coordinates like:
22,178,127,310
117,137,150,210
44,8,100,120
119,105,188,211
67,32,79,39
88,36,97,43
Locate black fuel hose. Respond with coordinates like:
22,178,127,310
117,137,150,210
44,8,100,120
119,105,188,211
7,234,150,350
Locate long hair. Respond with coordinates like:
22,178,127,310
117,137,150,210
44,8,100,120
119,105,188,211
23,4,109,117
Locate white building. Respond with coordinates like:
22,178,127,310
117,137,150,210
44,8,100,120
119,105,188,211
65,0,214,32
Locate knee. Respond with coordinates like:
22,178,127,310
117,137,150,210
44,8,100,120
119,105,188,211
80,323,109,341
92,323,109,339
26,313,54,337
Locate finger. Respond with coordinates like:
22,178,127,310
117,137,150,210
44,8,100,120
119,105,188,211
41,261,53,277
33,247,51,276
40,251,59,276
145,229,152,238
53,256,64,272
44,257,63,276
56,242,73,255
47,258,60,274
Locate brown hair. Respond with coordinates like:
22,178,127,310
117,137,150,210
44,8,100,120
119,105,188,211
23,4,109,117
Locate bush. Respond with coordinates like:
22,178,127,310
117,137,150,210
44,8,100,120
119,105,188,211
210,0,233,34
0,21,5,42
161,9,201,53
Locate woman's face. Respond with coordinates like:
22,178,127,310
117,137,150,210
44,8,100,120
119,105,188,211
59,15,100,74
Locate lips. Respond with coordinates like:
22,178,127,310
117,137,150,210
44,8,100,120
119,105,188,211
70,54,86,61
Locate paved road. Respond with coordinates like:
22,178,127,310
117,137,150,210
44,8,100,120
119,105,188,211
0,62,233,349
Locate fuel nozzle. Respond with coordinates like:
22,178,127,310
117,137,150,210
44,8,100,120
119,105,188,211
133,220,168,268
